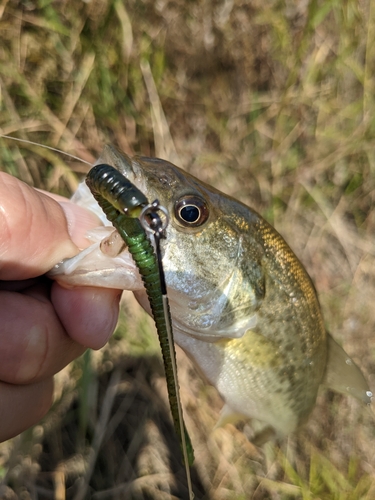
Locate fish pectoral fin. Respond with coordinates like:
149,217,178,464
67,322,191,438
214,404,247,429
323,334,372,405
252,425,276,446
214,405,277,446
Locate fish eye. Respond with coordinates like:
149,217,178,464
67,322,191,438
174,195,209,227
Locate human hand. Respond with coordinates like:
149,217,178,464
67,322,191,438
0,172,122,442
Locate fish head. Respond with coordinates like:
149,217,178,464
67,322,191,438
94,145,265,341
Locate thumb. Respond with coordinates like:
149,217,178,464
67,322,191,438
0,173,100,280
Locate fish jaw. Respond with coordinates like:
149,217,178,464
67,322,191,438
48,226,144,290
49,146,147,290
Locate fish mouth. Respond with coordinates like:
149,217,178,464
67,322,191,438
47,227,143,291
49,146,150,289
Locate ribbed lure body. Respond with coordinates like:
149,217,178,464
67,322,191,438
86,163,194,467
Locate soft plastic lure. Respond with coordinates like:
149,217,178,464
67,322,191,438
85,163,195,471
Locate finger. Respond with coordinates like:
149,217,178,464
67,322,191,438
36,188,103,249
58,200,102,249
51,283,122,350
0,173,100,280
0,278,38,291
0,378,54,442
0,285,85,385
0,172,76,279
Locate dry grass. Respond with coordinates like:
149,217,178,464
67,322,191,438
1,0,375,498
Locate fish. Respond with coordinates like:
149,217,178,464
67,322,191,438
49,144,372,440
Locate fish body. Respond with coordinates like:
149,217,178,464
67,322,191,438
50,145,371,438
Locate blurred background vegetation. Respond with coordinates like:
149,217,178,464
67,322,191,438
1,0,375,498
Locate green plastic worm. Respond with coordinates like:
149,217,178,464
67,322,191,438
85,163,195,467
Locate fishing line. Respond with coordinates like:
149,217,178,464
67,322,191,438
0,134,92,166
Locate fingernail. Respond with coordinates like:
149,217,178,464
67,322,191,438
100,290,122,345
94,290,122,348
59,202,102,249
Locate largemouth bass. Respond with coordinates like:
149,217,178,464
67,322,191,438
50,145,372,439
